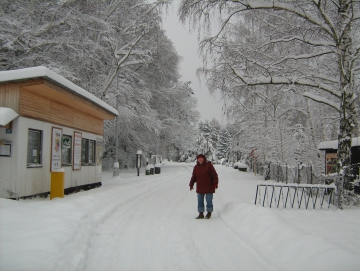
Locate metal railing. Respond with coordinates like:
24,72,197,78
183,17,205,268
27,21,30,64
255,183,336,209
247,161,360,209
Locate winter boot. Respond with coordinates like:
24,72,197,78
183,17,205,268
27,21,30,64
205,212,212,219
196,212,204,219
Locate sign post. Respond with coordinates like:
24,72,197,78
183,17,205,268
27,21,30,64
136,150,142,176
50,127,64,199
51,127,62,171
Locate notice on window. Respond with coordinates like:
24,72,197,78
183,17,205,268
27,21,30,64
96,138,104,166
326,153,337,175
62,137,71,149
73,132,82,170
51,127,62,171
0,141,11,156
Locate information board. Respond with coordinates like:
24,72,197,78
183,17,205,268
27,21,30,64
0,141,11,156
51,127,62,171
73,132,82,170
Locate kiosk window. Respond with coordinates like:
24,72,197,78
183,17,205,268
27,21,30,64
89,140,96,164
62,135,72,166
27,129,42,166
81,139,96,165
81,139,89,164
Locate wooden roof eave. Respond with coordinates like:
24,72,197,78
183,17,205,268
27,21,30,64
19,79,116,121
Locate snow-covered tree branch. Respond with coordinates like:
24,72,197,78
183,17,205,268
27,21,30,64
179,0,360,196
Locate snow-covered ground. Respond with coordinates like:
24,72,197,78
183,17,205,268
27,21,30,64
1,162,360,271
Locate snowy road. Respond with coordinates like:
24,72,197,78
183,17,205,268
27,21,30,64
85,163,269,271
1,162,360,271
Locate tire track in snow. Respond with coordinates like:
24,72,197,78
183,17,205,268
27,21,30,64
78,174,187,270
215,195,276,271
85,163,271,271
84,169,194,271
213,166,276,270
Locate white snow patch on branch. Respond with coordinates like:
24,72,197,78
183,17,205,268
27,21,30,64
303,91,340,112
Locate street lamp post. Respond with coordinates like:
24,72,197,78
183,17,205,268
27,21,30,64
136,150,142,176
113,95,120,176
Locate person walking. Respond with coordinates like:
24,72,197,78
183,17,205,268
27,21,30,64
189,154,219,219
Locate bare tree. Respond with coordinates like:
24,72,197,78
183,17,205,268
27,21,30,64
0,0,199,164
179,0,360,187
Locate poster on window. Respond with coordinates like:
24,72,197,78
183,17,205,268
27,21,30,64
326,153,337,174
73,132,82,170
96,138,104,166
62,137,71,149
51,127,62,171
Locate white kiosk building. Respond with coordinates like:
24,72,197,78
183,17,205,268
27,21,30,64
0,66,118,199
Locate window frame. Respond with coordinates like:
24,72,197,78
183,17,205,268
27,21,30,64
88,140,96,165
81,138,89,165
81,138,96,166
27,129,42,168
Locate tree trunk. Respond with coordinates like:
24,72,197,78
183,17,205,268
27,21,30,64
337,0,358,195
305,99,320,175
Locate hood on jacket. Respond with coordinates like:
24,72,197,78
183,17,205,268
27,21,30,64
196,154,207,165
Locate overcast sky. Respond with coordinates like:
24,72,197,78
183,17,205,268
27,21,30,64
160,2,225,124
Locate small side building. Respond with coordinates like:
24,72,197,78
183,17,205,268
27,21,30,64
0,66,118,199
318,137,360,174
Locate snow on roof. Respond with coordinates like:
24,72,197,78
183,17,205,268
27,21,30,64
0,66,118,116
0,107,19,126
318,137,360,150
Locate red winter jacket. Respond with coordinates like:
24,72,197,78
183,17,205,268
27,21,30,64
189,160,219,194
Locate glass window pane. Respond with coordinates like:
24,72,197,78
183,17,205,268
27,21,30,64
62,135,72,165
81,139,88,164
89,140,95,164
27,130,41,165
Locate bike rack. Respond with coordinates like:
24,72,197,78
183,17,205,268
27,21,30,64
254,183,336,209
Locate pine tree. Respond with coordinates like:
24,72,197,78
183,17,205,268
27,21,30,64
217,129,231,160
197,121,219,161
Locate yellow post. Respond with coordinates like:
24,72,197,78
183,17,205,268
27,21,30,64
50,171,65,200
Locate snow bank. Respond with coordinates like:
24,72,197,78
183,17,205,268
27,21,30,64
1,164,360,271
219,204,360,271
234,162,248,169
0,66,118,116
0,198,93,270
257,181,337,189
216,169,360,271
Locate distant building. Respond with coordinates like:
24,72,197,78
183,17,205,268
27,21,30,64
318,137,360,174
0,66,118,199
